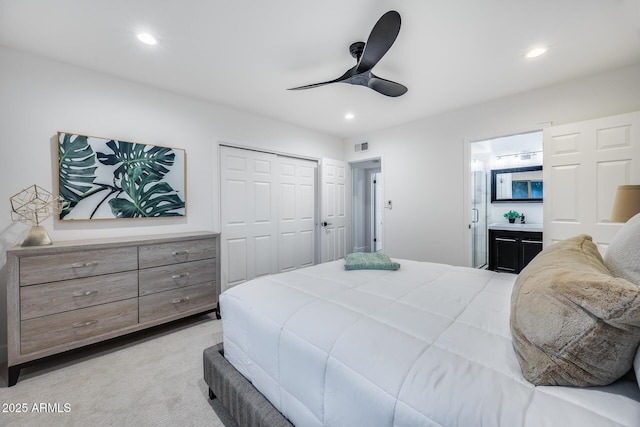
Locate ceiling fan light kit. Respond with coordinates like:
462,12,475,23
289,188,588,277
288,10,407,97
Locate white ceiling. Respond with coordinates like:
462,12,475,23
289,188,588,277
1,0,639,139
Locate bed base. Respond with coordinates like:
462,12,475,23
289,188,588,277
203,343,293,427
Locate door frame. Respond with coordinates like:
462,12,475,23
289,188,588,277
350,157,384,254
463,125,547,267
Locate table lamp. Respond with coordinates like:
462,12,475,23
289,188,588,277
610,185,640,223
10,184,66,246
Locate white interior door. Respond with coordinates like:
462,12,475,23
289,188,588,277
320,157,348,262
544,111,640,252
277,156,317,272
220,146,278,290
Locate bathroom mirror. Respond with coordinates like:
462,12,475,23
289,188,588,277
491,166,543,203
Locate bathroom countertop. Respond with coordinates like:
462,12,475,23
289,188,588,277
488,223,543,232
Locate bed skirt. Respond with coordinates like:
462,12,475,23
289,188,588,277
203,343,293,427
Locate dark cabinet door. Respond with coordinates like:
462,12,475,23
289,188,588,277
489,230,543,274
521,239,543,270
494,237,519,273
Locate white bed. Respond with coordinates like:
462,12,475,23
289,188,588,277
220,259,640,426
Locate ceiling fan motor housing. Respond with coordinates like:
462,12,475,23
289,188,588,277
349,41,365,60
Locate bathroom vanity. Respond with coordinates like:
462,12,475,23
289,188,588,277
487,223,543,274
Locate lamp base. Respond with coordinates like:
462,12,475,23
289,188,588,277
22,226,53,247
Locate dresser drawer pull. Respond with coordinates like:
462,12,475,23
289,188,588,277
522,240,542,244
72,290,98,297
71,261,98,268
72,320,98,328
495,238,517,242
172,297,190,304
171,272,191,279
172,250,190,255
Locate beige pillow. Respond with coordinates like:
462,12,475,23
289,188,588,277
510,234,640,386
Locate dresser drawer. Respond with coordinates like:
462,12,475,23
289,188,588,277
138,238,216,269
139,282,216,324
20,271,138,320
19,247,138,286
21,299,138,354
138,258,216,296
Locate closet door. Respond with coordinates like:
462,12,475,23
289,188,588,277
277,157,317,272
544,111,640,252
220,146,278,289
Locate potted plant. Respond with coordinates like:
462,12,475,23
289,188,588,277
504,210,520,223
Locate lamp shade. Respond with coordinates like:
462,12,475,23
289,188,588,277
611,185,640,222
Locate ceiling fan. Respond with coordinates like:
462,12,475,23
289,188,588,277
288,10,407,97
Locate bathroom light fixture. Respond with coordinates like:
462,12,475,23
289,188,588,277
345,113,355,120
526,47,547,59
136,32,157,46
496,150,542,160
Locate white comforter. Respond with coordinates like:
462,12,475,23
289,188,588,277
221,259,640,426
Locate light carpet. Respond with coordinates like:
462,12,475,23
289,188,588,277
0,313,237,426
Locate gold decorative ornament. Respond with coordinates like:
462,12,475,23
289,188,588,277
10,184,67,246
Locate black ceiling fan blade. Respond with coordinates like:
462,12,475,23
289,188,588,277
356,11,401,73
368,74,407,97
288,80,340,91
288,65,357,91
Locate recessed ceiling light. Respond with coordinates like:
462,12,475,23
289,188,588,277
526,47,547,59
345,113,355,120
137,32,157,46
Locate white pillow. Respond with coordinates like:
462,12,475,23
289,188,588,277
635,346,640,389
605,212,640,286
607,213,640,389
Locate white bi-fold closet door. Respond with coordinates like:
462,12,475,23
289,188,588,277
220,145,319,290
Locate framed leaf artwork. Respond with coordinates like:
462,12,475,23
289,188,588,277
57,132,186,220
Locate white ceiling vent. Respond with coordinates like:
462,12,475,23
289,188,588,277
355,142,369,152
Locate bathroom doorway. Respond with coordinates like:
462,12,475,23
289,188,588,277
351,158,383,253
468,131,543,269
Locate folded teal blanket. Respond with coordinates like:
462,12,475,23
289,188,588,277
344,252,400,271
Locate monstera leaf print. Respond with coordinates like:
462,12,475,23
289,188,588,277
109,167,185,217
57,133,185,220
58,133,98,218
97,140,175,180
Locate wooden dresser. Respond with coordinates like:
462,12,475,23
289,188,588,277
6,231,220,386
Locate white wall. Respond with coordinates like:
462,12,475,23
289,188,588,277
0,47,343,362
344,63,640,266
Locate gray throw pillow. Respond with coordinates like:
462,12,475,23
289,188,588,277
605,212,640,286
510,234,640,386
